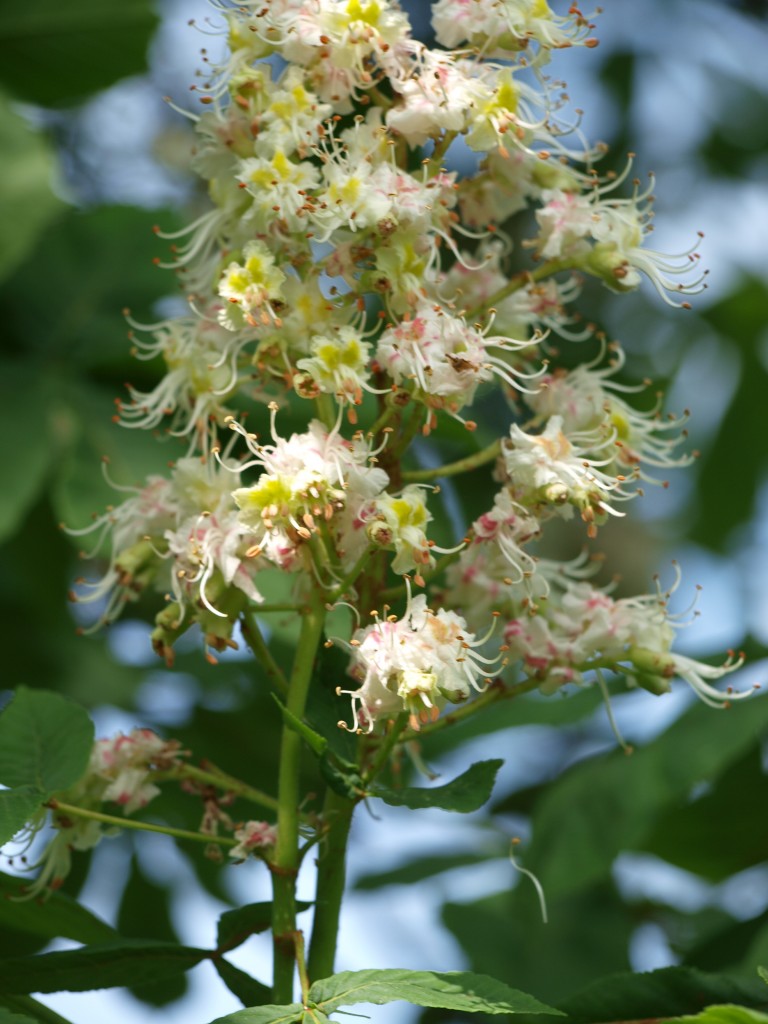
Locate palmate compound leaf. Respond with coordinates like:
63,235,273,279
207,969,561,1024
307,968,563,1015
369,759,504,813
0,688,93,794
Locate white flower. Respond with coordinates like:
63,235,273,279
524,349,693,481
230,408,389,570
535,171,707,306
229,820,278,860
502,415,632,536
338,594,500,731
218,240,287,330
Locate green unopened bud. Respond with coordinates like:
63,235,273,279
152,601,188,667
585,243,635,293
542,482,569,505
115,537,165,587
293,370,321,400
366,519,393,548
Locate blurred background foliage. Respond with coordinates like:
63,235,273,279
1,1,768,1022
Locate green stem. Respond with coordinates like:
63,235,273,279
154,762,279,814
379,548,464,602
402,438,501,483
401,677,542,741
427,130,458,173
391,404,426,460
47,800,237,849
253,603,302,614
327,545,375,603
364,712,409,782
242,608,290,695
315,393,336,430
295,926,311,1002
307,787,355,983
271,591,327,1002
367,399,399,438
464,257,582,321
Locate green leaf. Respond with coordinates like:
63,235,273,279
0,362,56,543
0,940,210,994
217,902,311,953
0,2,160,107
0,1006,37,1024
0,872,117,944
370,759,503,813
117,855,187,1006
0,687,93,794
444,882,633,1005
558,966,768,1023
213,959,271,1009
0,995,74,1024
642,747,768,881
308,968,561,1015
208,1004,303,1024
667,1007,768,1024
760,967,768,986
0,787,45,848
0,96,63,284
526,696,768,899
355,847,506,890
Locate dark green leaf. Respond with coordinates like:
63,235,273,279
642,747,768,881
0,788,46,848
666,1008,768,1024
0,872,117,944
527,696,768,899
217,902,311,953
355,848,506,890
0,1006,37,1024
444,882,633,1005
370,759,503,813
559,967,768,1023
0,995,74,1024
0,363,55,543
309,968,561,1015
0,96,63,284
0,940,210,994
214,959,271,1008
0,3,159,107
117,855,187,1006
0,687,93,794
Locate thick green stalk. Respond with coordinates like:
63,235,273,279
271,591,327,1002
307,787,355,983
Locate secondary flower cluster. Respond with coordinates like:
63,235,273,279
68,0,742,739
15,730,183,896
